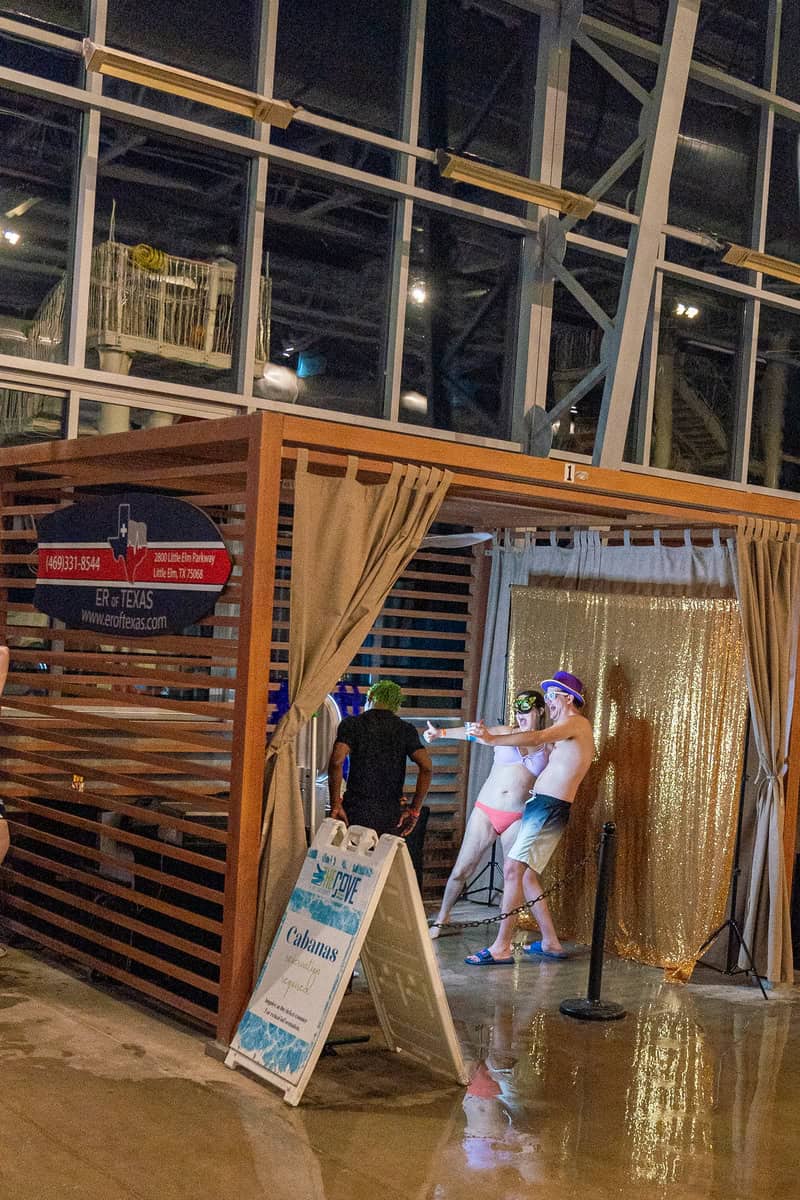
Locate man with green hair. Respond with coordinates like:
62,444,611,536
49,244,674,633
328,680,432,837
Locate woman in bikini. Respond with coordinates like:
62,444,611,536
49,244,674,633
423,689,549,938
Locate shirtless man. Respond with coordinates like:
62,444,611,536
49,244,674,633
464,670,595,965
423,689,549,938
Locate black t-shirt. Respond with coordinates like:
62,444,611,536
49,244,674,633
335,709,423,805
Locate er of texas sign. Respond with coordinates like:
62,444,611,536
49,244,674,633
34,492,231,636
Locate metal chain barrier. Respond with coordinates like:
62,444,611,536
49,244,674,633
427,840,602,932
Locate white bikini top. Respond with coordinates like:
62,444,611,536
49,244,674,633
493,743,549,775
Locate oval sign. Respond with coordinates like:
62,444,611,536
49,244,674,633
34,492,232,637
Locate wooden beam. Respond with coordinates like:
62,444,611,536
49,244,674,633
5,818,223,904
6,410,800,527
6,844,222,937
0,865,221,965
1,918,216,1026
461,546,491,841
277,413,800,525
217,415,284,1043
0,412,254,475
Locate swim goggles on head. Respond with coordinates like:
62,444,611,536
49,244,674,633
513,690,545,713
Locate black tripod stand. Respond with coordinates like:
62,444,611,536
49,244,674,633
696,715,769,1001
462,840,504,906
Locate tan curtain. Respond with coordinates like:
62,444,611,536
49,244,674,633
508,584,748,979
734,518,800,985
253,452,452,969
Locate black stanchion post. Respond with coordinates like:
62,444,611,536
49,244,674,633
560,821,626,1022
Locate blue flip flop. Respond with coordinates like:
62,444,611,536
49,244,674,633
464,947,515,967
522,940,570,960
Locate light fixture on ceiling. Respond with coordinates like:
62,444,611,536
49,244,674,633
436,150,596,219
82,40,297,126
721,243,800,285
675,302,699,319
408,279,427,305
258,362,300,403
2,229,20,245
400,390,428,415
5,197,40,219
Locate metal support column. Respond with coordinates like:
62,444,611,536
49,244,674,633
65,388,81,439
634,264,663,467
383,0,427,422
512,4,573,444
732,0,782,484
66,0,107,368
235,0,280,396
593,0,700,469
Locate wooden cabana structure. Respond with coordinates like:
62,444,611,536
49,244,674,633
1,412,799,1041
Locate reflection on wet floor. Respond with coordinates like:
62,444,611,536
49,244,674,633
2,928,799,1200
421,932,799,1199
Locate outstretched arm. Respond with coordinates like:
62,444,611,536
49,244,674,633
424,719,509,743
424,720,470,743
474,716,584,746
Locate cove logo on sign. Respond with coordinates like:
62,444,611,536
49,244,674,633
34,492,232,636
310,854,372,906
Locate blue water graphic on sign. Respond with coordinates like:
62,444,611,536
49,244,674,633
290,888,362,935
237,1012,310,1073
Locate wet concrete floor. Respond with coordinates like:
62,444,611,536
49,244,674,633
1,919,799,1200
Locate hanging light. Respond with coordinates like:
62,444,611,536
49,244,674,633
436,151,596,218
721,243,800,285
82,40,297,126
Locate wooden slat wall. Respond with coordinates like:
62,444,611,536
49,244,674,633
0,420,480,1033
0,468,248,1030
267,508,479,899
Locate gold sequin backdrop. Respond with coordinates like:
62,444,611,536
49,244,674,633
508,585,748,978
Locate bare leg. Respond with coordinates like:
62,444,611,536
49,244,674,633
523,867,563,953
430,808,497,938
479,857,526,960
486,1002,515,1072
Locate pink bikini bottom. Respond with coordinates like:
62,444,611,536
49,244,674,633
474,801,521,836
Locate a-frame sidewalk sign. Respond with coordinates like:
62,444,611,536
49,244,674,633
225,819,469,1106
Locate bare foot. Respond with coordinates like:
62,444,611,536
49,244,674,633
429,921,445,940
486,943,514,960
